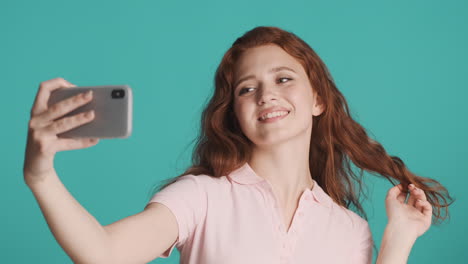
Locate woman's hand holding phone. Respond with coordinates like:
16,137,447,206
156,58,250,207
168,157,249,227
23,77,99,186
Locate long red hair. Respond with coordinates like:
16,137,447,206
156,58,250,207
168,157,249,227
150,26,453,227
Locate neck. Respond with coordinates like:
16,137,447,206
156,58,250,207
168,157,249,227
248,129,313,205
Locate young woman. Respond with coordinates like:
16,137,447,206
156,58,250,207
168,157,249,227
24,26,453,264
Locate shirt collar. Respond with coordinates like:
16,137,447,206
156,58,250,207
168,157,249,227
227,162,333,208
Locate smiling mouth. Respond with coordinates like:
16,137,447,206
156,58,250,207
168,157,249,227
257,111,290,122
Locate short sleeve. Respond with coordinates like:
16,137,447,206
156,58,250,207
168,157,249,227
352,220,374,264
146,175,206,258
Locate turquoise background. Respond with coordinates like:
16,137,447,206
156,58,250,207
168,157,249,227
2,0,466,263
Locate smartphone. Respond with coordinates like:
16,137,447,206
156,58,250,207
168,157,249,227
47,85,133,139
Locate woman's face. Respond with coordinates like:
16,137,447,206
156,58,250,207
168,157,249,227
232,44,324,147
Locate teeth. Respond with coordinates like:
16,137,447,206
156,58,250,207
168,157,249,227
260,111,289,121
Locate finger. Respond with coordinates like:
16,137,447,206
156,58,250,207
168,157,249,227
407,184,427,206
407,185,417,206
55,137,99,152
31,77,76,116
416,199,433,217
44,110,95,135
386,184,403,200
419,200,432,216
34,90,93,126
414,185,428,201
396,190,407,203
415,198,425,213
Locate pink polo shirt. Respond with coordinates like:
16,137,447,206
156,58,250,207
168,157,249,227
147,162,374,264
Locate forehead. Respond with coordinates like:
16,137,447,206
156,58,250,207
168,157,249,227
234,44,303,77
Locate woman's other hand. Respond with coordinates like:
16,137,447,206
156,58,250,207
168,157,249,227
384,183,433,239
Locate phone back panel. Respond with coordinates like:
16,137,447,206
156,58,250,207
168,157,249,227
47,85,133,139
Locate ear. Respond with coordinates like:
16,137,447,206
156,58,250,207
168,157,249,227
312,91,325,116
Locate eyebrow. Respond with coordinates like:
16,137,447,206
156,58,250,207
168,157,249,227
233,66,296,90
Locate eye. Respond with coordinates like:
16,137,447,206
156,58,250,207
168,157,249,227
237,77,293,96
239,87,254,96
278,77,292,83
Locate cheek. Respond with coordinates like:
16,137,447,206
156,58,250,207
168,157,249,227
236,107,259,136
234,101,250,124
290,86,314,116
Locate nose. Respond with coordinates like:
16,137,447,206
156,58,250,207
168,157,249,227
256,85,277,105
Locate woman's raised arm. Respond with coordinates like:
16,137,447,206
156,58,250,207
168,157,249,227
376,183,433,264
24,78,179,263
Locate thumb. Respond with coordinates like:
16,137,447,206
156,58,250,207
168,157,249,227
386,184,407,203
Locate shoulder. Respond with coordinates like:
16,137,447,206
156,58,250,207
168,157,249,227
178,173,231,186
168,173,221,186
170,173,231,194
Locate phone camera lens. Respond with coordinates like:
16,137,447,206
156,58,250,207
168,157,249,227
111,89,125,99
